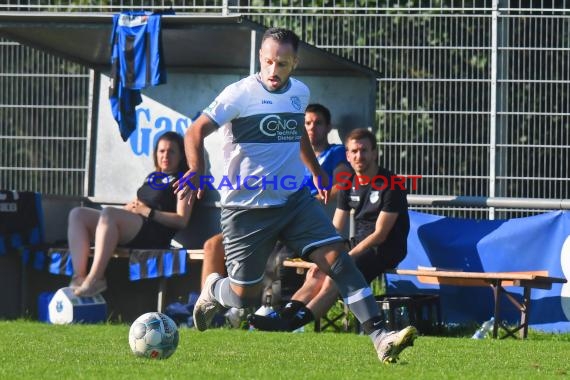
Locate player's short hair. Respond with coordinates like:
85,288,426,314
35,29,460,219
305,103,331,125
344,128,377,150
262,27,300,53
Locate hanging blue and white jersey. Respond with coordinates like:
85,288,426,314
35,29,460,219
204,74,310,208
112,11,166,89
109,11,167,141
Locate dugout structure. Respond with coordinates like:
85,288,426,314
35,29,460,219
0,12,379,245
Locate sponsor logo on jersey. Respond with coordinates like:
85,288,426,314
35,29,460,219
259,114,299,140
290,96,302,111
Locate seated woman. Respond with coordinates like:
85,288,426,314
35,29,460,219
69,131,195,297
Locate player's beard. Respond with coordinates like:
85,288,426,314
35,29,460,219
262,70,290,91
266,76,284,91
353,160,369,175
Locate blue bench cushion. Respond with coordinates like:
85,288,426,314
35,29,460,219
46,247,188,281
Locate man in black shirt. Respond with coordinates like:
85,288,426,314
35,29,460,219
250,128,410,333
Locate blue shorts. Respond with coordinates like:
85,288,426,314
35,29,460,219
220,188,344,286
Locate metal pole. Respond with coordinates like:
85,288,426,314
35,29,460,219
407,194,570,210
489,0,499,220
84,69,95,197
250,30,256,76
85,69,100,197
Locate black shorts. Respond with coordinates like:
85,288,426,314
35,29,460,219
126,217,176,249
352,242,406,283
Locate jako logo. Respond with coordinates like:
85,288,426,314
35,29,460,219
259,114,299,137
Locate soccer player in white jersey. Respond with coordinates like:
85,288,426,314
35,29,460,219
177,27,417,363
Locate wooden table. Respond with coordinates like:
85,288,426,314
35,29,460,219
386,269,567,338
282,259,567,338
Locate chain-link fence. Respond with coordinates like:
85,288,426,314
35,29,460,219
1,0,568,218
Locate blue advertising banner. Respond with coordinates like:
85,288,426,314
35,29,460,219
387,210,570,332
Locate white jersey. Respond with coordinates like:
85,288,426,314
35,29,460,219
203,74,310,208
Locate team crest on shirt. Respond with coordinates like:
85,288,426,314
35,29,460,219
369,191,380,204
290,96,302,111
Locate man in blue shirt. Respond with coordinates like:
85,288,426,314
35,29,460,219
302,103,350,202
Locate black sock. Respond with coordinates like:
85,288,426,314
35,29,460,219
247,313,291,331
361,316,385,335
286,305,314,331
247,304,314,332
280,300,306,319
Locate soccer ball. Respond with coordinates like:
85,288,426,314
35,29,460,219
129,312,179,359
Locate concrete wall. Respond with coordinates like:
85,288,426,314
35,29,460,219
94,71,375,240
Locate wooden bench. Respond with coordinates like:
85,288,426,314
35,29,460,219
283,259,567,338
393,269,566,339
16,194,211,318
45,247,205,313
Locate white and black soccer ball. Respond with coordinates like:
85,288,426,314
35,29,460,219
129,312,179,359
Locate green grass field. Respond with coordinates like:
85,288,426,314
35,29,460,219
1,320,569,379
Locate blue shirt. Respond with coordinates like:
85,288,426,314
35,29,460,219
303,144,349,196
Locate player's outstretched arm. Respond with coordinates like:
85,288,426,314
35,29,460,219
174,114,217,202
299,129,330,203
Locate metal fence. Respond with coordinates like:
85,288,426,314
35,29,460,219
0,39,91,196
0,0,569,219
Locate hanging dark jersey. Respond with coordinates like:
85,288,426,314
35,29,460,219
111,11,166,90
109,11,167,141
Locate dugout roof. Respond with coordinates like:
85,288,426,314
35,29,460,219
0,12,379,77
